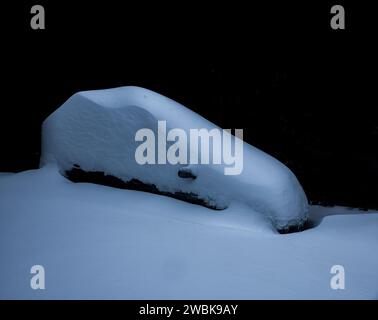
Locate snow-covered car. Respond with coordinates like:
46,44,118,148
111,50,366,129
41,86,309,232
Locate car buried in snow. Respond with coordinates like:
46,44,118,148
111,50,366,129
41,86,309,232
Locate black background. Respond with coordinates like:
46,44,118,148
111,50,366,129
1,1,377,209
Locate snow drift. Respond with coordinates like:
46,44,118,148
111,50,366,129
1,166,377,299
41,86,308,231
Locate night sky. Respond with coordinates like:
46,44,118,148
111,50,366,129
1,2,377,209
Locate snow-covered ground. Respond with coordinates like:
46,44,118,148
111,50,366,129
0,165,377,299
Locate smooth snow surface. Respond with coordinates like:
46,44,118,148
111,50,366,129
41,86,308,230
0,166,377,299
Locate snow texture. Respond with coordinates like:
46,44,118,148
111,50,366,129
41,86,308,230
0,166,377,299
